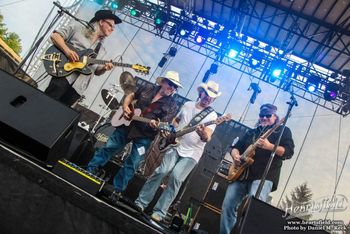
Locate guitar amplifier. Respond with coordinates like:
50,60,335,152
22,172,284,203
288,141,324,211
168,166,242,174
53,159,105,195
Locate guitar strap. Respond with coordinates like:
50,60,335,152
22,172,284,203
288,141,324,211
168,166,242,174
187,106,214,127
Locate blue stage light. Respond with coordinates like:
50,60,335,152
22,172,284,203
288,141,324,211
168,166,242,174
305,75,320,93
228,49,239,58
272,68,282,78
110,1,118,10
324,82,339,101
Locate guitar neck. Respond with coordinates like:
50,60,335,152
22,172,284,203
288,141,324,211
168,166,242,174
175,121,216,138
132,116,152,124
88,58,132,68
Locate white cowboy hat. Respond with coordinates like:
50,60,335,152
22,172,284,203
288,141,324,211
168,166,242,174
198,80,222,98
156,71,183,88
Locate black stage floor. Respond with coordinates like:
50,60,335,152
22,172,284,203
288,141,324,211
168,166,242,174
0,144,179,234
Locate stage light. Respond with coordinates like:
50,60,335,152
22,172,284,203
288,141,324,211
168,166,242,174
194,28,208,45
269,61,285,82
227,41,242,58
178,21,194,38
228,49,239,58
109,1,118,10
324,82,339,101
154,10,167,28
129,8,141,17
249,50,264,68
169,47,177,57
305,75,320,93
95,0,105,5
209,63,218,74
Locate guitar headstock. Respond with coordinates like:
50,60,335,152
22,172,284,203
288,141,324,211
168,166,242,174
132,64,150,75
215,113,232,125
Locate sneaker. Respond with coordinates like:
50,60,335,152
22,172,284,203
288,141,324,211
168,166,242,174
134,202,144,212
151,213,162,222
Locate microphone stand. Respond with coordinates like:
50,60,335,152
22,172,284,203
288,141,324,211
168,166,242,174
13,1,93,76
255,93,298,199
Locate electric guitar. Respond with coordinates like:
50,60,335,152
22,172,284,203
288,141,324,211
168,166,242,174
41,44,150,77
156,114,232,152
110,106,175,133
227,117,285,182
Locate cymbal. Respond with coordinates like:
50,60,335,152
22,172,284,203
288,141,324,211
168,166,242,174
119,71,136,95
101,89,119,110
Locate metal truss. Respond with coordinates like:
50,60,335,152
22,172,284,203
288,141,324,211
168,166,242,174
113,1,349,116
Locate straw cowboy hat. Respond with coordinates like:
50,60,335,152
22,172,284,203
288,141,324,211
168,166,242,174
156,71,183,88
198,80,222,98
89,9,122,24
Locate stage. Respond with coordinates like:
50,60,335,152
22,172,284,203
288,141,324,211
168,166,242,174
0,144,178,234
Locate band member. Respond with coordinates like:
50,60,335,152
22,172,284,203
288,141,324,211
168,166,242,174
44,10,121,106
220,104,295,234
87,71,181,198
134,80,222,222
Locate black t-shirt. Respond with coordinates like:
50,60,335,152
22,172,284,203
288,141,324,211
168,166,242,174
234,125,295,191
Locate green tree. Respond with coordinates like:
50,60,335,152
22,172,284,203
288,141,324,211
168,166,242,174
279,182,313,220
0,11,22,54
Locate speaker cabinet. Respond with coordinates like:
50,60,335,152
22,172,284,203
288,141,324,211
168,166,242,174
235,196,328,234
0,69,80,166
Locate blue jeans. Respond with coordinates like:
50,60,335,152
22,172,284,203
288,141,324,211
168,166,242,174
135,148,197,219
220,180,273,234
87,127,151,192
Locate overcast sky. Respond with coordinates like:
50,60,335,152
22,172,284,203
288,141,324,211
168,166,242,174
2,0,350,225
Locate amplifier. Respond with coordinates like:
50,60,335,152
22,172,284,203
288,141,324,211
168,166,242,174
53,159,105,195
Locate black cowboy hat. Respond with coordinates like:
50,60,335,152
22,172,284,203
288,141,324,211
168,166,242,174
89,10,122,24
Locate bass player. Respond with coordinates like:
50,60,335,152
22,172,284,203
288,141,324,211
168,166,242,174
220,103,295,234
44,10,120,106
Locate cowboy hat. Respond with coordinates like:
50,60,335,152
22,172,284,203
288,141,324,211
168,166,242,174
89,10,122,25
156,71,183,88
198,80,222,98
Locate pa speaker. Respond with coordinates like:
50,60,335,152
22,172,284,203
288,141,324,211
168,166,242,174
0,69,80,166
235,196,328,234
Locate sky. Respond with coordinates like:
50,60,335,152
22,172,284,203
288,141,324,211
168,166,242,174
2,0,350,226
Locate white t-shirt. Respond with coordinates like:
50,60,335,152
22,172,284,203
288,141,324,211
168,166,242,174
176,101,218,163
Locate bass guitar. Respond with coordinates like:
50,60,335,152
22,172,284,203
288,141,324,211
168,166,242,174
227,117,285,182
156,114,231,152
41,44,150,77
110,106,174,133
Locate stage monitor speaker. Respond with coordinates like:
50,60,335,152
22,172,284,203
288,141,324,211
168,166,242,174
235,196,329,234
0,69,80,166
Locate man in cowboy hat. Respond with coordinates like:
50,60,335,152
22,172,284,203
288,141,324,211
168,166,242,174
87,71,181,199
134,80,222,222
220,103,294,234
45,9,122,106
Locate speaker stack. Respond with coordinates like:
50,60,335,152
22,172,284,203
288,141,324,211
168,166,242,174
0,69,80,166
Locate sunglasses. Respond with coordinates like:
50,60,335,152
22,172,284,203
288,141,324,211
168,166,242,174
103,20,115,29
166,80,178,89
259,114,272,118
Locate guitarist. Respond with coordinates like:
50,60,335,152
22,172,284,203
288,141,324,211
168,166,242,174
220,104,295,234
87,71,181,200
134,80,221,222
44,10,121,106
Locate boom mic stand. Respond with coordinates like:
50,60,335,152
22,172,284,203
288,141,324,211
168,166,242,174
255,93,298,199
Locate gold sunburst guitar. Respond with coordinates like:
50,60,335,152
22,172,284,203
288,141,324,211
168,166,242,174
42,44,150,77
227,117,286,182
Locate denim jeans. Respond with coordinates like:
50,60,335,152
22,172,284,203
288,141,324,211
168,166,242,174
135,148,197,219
87,127,151,192
220,180,273,234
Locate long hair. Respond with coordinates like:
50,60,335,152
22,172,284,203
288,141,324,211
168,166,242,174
83,21,100,39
